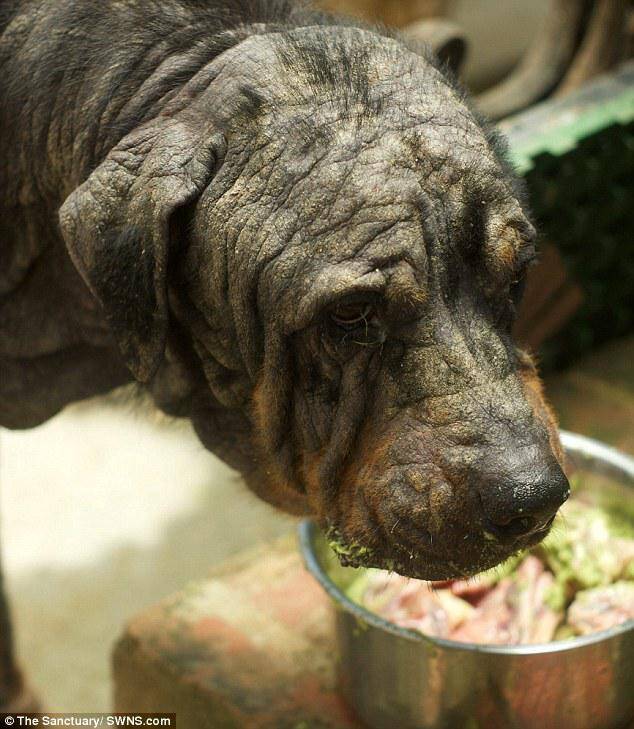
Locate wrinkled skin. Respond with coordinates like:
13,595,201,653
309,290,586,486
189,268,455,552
0,0,569,581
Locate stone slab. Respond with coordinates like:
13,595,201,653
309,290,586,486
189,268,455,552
546,335,634,455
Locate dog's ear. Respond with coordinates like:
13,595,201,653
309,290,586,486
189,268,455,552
59,118,221,382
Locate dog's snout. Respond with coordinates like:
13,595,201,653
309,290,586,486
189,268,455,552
478,451,570,543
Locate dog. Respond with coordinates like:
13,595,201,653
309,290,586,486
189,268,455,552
0,0,568,708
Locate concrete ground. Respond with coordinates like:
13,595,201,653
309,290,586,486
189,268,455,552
1,335,632,711
0,395,296,711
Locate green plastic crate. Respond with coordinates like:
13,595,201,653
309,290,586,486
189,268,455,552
502,61,634,370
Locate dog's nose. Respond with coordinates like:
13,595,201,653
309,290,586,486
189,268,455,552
478,451,570,543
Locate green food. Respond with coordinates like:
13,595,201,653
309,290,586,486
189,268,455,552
338,483,634,643
326,526,373,563
537,499,634,591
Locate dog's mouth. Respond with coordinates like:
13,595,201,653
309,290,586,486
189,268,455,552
323,520,552,581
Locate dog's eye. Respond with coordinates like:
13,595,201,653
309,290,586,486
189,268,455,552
330,302,373,328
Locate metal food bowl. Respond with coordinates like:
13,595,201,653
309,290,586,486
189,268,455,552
299,431,634,729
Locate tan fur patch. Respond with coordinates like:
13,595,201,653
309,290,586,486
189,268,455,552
486,224,520,281
518,355,566,468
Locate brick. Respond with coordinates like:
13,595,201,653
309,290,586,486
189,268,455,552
113,536,363,729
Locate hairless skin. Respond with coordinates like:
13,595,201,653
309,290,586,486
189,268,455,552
0,0,569,584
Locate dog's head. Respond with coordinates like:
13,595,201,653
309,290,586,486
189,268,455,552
60,27,568,579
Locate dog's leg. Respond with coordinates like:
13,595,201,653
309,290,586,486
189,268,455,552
0,550,40,712
0,440,40,714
